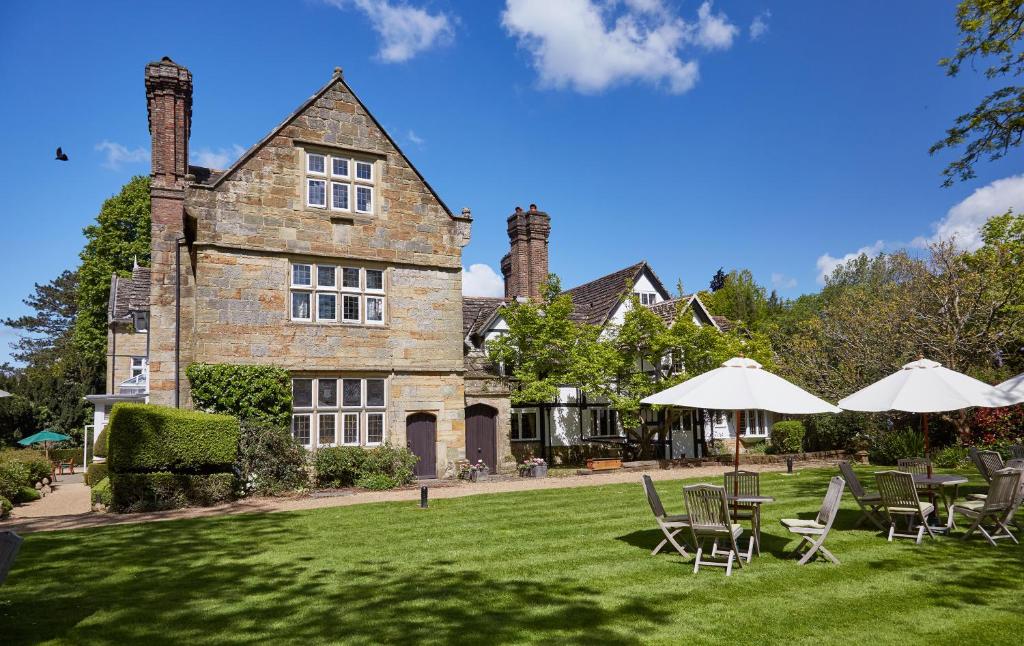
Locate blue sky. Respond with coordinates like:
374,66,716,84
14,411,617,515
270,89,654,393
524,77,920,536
2,0,1023,365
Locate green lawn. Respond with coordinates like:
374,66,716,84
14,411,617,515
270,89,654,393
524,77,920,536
2,467,1023,645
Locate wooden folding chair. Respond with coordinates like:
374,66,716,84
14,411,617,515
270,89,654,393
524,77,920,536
684,484,745,576
876,470,936,544
780,476,845,565
951,468,1022,546
1011,444,1024,460
968,450,1006,502
641,475,689,558
723,470,758,562
837,460,885,530
0,531,23,586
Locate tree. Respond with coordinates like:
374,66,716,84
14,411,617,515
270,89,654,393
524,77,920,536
701,269,770,331
73,176,151,386
709,267,726,292
2,270,78,369
931,0,1024,185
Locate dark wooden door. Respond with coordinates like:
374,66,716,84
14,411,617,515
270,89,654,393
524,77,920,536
465,404,498,472
406,413,437,479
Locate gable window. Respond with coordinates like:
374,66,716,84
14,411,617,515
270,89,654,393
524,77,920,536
305,150,376,214
511,409,539,441
292,377,387,448
637,292,658,306
290,262,386,325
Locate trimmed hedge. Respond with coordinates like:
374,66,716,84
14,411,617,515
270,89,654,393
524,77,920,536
91,477,112,508
107,404,239,474
187,363,292,427
109,472,235,513
86,462,109,487
94,427,109,459
50,448,83,463
770,421,806,454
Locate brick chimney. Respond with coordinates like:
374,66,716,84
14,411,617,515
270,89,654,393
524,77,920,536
144,57,193,406
501,204,551,300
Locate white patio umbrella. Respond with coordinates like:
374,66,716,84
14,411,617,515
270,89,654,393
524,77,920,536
996,371,1024,406
838,358,1014,475
641,357,841,471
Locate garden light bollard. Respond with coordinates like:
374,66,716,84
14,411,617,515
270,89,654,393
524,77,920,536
787,457,793,474
420,485,428,509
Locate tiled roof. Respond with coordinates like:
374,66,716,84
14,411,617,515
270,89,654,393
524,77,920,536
562,262,671,326
647,296,692,324
711,315,734,332
189,165,224,186
107,265,151,323
462,296,506,340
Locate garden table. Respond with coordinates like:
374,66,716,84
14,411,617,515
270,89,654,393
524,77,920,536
726,494,774,556
912,473,968,531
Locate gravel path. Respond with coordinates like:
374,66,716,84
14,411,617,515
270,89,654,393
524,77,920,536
0,460,840,535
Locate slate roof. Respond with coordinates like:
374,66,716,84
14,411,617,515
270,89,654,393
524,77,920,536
562,261,669,326
462,296,506,341
189,165,224,186
107,265,151,323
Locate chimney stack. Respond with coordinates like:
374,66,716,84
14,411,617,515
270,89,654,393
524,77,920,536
500,204,551,301
145,57,192,188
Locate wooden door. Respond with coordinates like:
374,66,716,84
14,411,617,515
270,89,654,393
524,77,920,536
406,413,437,479
465,404,497,472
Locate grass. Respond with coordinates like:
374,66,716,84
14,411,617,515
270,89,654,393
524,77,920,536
2,467,1023,645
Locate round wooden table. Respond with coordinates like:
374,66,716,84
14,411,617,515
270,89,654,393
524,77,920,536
912,473,968,530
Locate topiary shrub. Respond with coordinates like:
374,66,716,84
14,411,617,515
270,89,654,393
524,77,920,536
315,446,367,488
86,462,109,487
0,496,11,519
107,404,239,474
186,363,292,427
91,477,112,508
109,472,235,513
869,429,925,465
769,421,806,454
237,420,308,496
93,427,109,459
13,486,41,504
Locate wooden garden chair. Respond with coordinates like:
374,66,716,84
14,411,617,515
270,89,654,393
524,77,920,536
780,476,846,565
837,460,885,530
875,470,936,544
641,475,690,558
897,458,937,505
951,468,1022,546
0,531,22,586
1011,444,1024,460
967,449,1006,502
683,484,745,576
723,470,758,562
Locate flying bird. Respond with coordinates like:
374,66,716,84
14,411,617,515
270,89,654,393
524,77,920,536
55,147,68,161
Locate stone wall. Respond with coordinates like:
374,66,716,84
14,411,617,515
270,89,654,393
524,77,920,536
106,324,148,392
388,373,465,476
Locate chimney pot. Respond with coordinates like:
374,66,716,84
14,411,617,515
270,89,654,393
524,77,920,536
529,203,537,212
333,66,343,78
461,207,472,219
515,206,523,214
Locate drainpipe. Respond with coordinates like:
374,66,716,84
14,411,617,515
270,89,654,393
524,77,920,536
175,237,186,408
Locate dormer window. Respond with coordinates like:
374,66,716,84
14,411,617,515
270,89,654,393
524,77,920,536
637,292,658,306
133,311,149,333
305,150,376,214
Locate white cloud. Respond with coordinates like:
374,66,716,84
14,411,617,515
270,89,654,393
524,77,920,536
95,141,149,169
750,10,770,41
324,0,454,63
462,264,504,297
407,130,425,145
192,144,246,169
912,174,1024,251
771,272,796,290
815,241,884,285
501,0,738,95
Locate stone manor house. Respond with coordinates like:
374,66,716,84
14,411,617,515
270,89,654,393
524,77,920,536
88,58,772,478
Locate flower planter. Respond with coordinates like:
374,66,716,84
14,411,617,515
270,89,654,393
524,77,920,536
530,465,548,478
586,457,622,472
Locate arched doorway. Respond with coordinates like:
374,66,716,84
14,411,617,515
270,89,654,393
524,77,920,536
465,404,498,472
406,413,437,479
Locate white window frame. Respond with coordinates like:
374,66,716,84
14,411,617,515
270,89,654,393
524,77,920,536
365,295,385,325
307,178,327,208
341,378,363,409
318,412,337,447
741,410,770,437
291,291,312,322
365,411,386,446
365,269,385,293
306,151,375,215
290,262,386,326
130,356,146,379
354,160,373,182
364,378,387,409
354,185,373,214
331,181,351,212
292,264,313,287
331,157,350,178
511,408,539,441
292,413,312,447
307,152,326,175
341,412,360,446
317,292,338,322
317,265,337,288
342,294,361,323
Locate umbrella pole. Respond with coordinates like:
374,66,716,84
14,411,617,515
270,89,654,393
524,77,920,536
923,413,932,477
733,410,741,517
733,410,741,473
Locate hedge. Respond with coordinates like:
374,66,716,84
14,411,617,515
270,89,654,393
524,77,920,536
86,462,109,487
769,421,806,454
107,404,239,474
315,445,418,490
94,427,109,459
91,477,112,508
1,449,52,484
50,448,83,463
109,472,235,512
187,363,292,427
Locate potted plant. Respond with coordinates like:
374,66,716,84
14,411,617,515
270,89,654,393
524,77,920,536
519,457,547,478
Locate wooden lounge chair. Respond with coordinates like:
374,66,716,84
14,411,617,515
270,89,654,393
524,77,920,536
951,468,1022,546
641,475,690,558
875,470,936,544
723,470,759,561
684,484,745,576
837,460,885,530
780,476,846,565
0,531,22,586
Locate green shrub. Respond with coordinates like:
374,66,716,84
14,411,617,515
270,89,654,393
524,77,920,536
769,421,806,454
86,462,109,487
107,404,239,474
237,420,308,496
803,412,875,451
315,446,367,488
869,429,925,465
94,427,109,459
50,448,83,463
356,472,400,490
933,445,971,469
0,496,11,519
91,477,112,507
0,449,52,484
187,363,292,427
109,472,235,513
361,445,418,489
0,460,31,501
14,486,41,504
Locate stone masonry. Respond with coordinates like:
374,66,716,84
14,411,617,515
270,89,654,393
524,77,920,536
500,205,551,300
